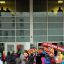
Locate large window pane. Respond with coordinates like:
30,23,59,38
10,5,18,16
33,0,47,12
33,23,47,29
0,0,15,12
48,16,63,22
16,14,30,22
48,23,63,28
0,23,15,29
16,0,29,12
48,0,64,41
33,36,47,42
2,30,15,36
16,0,30,42
16,37,30,42
48,29,63,35
16,30,30,36
48,0,64,13
16,23,30,29
33,30,47,35
0,17,15,23
48,36,63,41
33,0,47,42
2,37,15,42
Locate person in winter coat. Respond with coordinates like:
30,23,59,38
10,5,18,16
0,59,3,64
41,54,45,64
50,57,56,64
20,53,26,64
9,51,16,64
36,53,42,64
6,52,11,64
61,56,64,64
28,54,34,64
45,55,51,64
0,52,3,64
2,51,6,64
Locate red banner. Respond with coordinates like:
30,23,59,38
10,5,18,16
42,43,64,52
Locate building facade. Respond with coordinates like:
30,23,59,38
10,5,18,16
0,0,64,54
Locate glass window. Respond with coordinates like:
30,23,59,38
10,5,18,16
0,23,2,28
33,23,47,29
48,23,63,28
1,23,15,29
33,0,47,42
11,30,15,36
48,0,64,13
48,29,63,35
4,31,8,36
12,20,15,27
16,23,30,29
16,30,30,36
20,23,24,27
0,30,2,36
48,0,64,42
33,30,47,35
0,0,15,12
16,37,30,42
2,37,15,42
2,30,15,36
0,37,2,42
16,0,29,12
16,16,30,22
33,0,47,12
7,45,14,52
48,36,63,41
33,36,47,42
0,20,2,28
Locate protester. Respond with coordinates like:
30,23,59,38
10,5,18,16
20,52,26,64
0,53,3,64
41,54,45,64
6,52,11,64
2,51,6,64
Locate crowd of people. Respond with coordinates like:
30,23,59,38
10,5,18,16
0,46,63,64
0,49,35,64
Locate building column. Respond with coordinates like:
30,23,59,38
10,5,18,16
63,15,64,45
30,0,33,43
4,43,7,55
14,43,17,53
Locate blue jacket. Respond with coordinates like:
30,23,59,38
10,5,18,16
61,60,64,64
45,58,51,64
